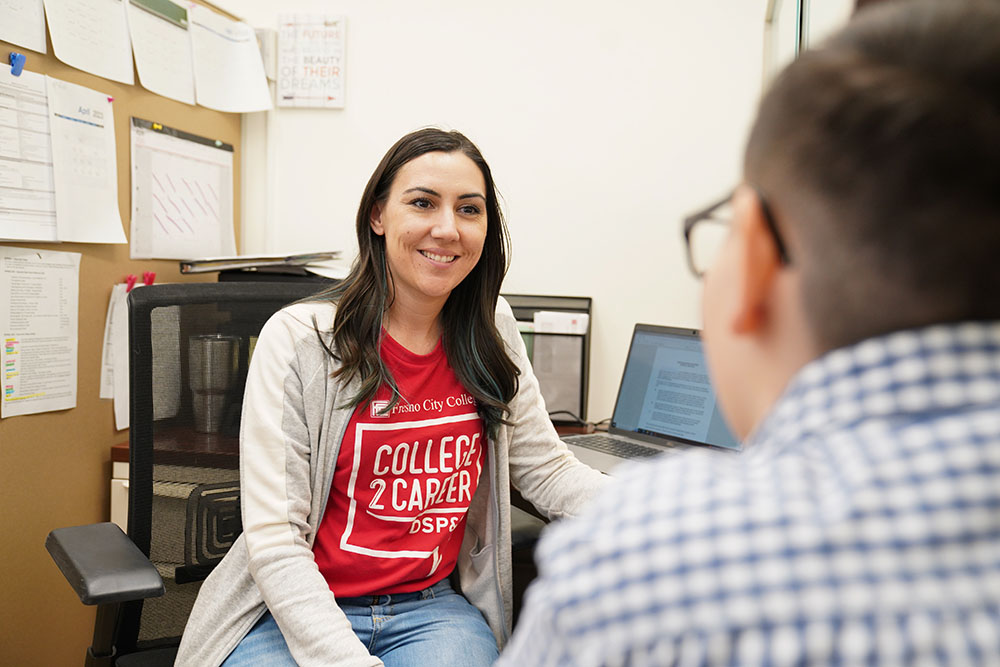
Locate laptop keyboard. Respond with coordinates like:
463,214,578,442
567,434,663,459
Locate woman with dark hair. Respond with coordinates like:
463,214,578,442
176,128,607,666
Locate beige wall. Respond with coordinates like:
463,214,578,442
226,0,770,423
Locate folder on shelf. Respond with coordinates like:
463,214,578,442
179,251,340,274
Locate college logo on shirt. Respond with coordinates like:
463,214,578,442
370,400,391,418
339,410,483,577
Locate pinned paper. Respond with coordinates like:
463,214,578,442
1,247,81,419
189,4,272,112
44,0,135,84
129,117,235,259
99,282,126,401
0,66,57,243
0,0,47,54
46,76,126,244
127,0,196,105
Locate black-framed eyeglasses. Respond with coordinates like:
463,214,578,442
682,186,790,278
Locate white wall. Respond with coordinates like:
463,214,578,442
223,1,772,421
806,0,854,47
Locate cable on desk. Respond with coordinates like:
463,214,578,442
548,410,586,425
548,411,611,432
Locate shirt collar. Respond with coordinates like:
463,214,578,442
746,320,1000,451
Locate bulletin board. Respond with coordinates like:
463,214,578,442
0,4,243,663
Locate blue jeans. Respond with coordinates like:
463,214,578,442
222,579,498,666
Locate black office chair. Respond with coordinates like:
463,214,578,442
46,281,551,664
46,282,325,666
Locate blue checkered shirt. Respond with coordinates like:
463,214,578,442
499,322,1000,666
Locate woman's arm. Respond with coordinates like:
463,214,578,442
240,308,383,666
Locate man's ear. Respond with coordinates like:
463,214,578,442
370,202,385,236
731,187,783,334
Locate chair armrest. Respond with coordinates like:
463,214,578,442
45,522,165,606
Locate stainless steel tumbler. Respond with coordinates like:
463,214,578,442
188,334,239,433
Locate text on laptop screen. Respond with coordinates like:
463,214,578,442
611,327,739,450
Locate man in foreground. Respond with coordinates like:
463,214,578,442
499,1,1000,663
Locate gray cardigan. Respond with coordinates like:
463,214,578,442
175,298,608,666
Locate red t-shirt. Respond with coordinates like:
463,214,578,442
313,332,485,596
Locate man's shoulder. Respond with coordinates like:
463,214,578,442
516,322,1000,664
535,448,765,586
532,402,1000,653
534,434,854,616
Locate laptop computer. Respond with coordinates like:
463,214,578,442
563,324,740,474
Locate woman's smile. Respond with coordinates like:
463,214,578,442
419,249,458,264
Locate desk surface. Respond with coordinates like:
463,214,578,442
112,424,238,468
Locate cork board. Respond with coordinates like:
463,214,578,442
1,4,244,662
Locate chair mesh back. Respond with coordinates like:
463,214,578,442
121,282,328,653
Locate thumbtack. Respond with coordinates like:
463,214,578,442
9,52,26,77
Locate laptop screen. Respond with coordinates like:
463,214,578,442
610,324,740,450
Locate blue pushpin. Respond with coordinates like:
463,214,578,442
9,52,26,77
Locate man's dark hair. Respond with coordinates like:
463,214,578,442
745,0,1000,352
854,0,895,12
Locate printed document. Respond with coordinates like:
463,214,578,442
127,0,195,105
0,66,57,242
98,282,122,400
0,0,47,53
47,76,126,244
189,4,272,112
1,246,80,419
43,0,134,85
130,117,235,259
110,282,129,429
101,283,181,429
638,343,720,443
